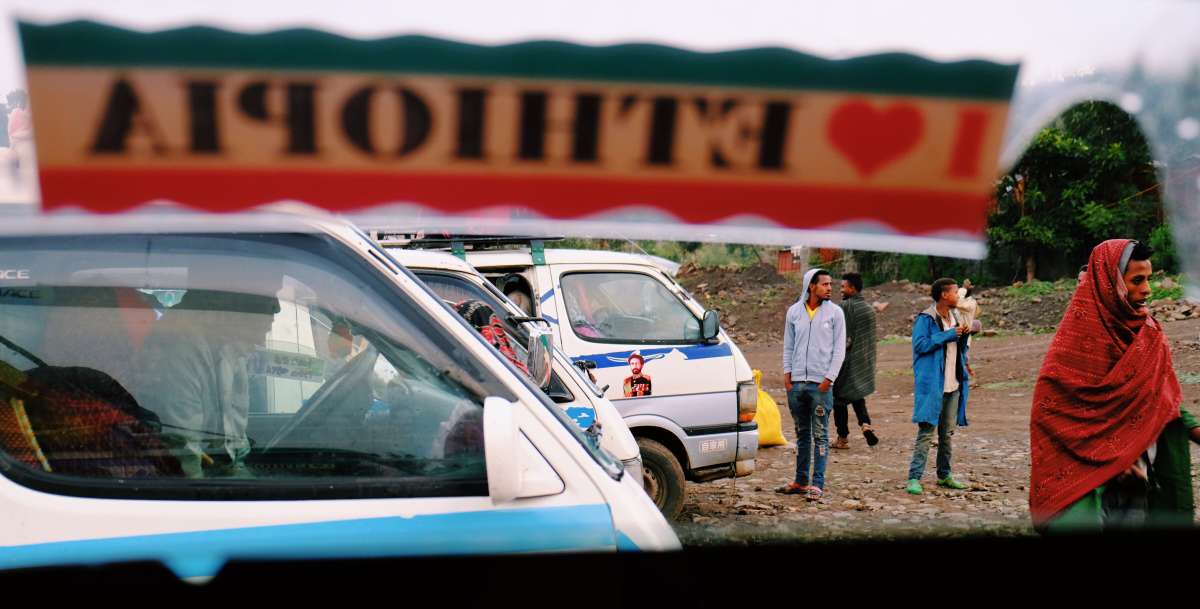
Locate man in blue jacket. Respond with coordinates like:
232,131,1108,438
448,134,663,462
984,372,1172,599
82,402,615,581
906,278,973,494
776,268,846,501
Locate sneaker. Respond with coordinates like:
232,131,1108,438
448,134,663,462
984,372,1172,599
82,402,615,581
806,487,824,501
938,476,969,490
905,479,923,495
861,424,879,447
831,436,849,450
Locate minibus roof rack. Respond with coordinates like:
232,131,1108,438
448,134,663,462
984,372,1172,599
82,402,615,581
370,231,564,250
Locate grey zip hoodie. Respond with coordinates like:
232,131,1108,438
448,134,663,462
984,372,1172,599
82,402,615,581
783,268,847,383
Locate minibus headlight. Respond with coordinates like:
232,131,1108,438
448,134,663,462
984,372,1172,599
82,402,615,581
737,380,758,423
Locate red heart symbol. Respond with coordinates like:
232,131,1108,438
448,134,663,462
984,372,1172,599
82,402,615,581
827,100,924,177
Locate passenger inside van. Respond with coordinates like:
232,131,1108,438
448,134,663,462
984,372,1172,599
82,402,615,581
312,313,368,378
133,289,281,478
561,273,701,342
562,281,605,338
39,286,159,395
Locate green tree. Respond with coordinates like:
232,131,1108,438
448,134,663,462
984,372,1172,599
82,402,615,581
989,101,1167,281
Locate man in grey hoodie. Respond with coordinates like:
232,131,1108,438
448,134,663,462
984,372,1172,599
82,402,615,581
776,268,846,501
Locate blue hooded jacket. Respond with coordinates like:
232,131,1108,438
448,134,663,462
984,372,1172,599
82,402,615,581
911,303,969,426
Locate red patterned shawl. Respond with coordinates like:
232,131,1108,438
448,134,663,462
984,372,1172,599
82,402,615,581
1029,239,1181,523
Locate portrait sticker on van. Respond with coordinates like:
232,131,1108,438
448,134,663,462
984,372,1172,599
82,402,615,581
617,351,662,398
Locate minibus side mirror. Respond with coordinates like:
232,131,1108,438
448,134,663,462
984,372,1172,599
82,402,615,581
547,387,574,404
484,396,520,503
483,396,564,503
526,326,553,390
511,316,552,342
701,310,720,343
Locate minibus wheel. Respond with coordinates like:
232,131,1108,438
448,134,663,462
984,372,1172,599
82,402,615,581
637,437,685,520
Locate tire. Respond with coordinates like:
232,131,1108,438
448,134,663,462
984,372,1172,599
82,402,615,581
506,289,535,316
636,437,686,520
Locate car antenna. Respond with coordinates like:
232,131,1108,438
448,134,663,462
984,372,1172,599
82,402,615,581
622,237,653,259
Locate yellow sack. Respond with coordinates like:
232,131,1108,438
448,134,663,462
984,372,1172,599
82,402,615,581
752,369,787,447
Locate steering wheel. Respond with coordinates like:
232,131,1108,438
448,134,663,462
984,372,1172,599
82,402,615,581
262,345,378,452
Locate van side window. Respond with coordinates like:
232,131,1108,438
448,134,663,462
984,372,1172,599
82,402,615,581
416,272,495,308
0,234,499,500
560,272,702,344
417,271,574,403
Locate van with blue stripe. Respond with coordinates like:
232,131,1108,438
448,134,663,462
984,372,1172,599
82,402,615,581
371,236,757,520
463,246,758,520
0,214,679,580
383,248,646,491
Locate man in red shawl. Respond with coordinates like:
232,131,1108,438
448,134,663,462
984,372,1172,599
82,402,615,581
1031,239,1200,530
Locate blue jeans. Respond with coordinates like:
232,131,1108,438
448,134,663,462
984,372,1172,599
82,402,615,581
907,389,959,481
787,382,831,489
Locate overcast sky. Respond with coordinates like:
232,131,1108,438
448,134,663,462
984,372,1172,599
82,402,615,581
2,0,1198,97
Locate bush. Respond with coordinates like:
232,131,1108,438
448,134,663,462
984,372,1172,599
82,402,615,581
1149,224,1179,274
1150,275,1184,302
849,251,1001,288
553,239,701,263
643,240,689,262
689,243,764,269
1006,279,1073,299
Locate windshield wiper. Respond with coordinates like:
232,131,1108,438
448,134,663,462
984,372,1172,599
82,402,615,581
0,334,47,368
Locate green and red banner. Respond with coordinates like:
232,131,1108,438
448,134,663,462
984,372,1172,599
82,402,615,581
19,21,1018,256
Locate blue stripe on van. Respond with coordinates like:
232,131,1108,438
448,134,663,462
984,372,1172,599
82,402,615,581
0,504,615,579
539,289,556,304
571,343,733,370
616,532,641,551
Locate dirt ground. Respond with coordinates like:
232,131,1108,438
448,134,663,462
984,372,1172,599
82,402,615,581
670,268,1200,544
